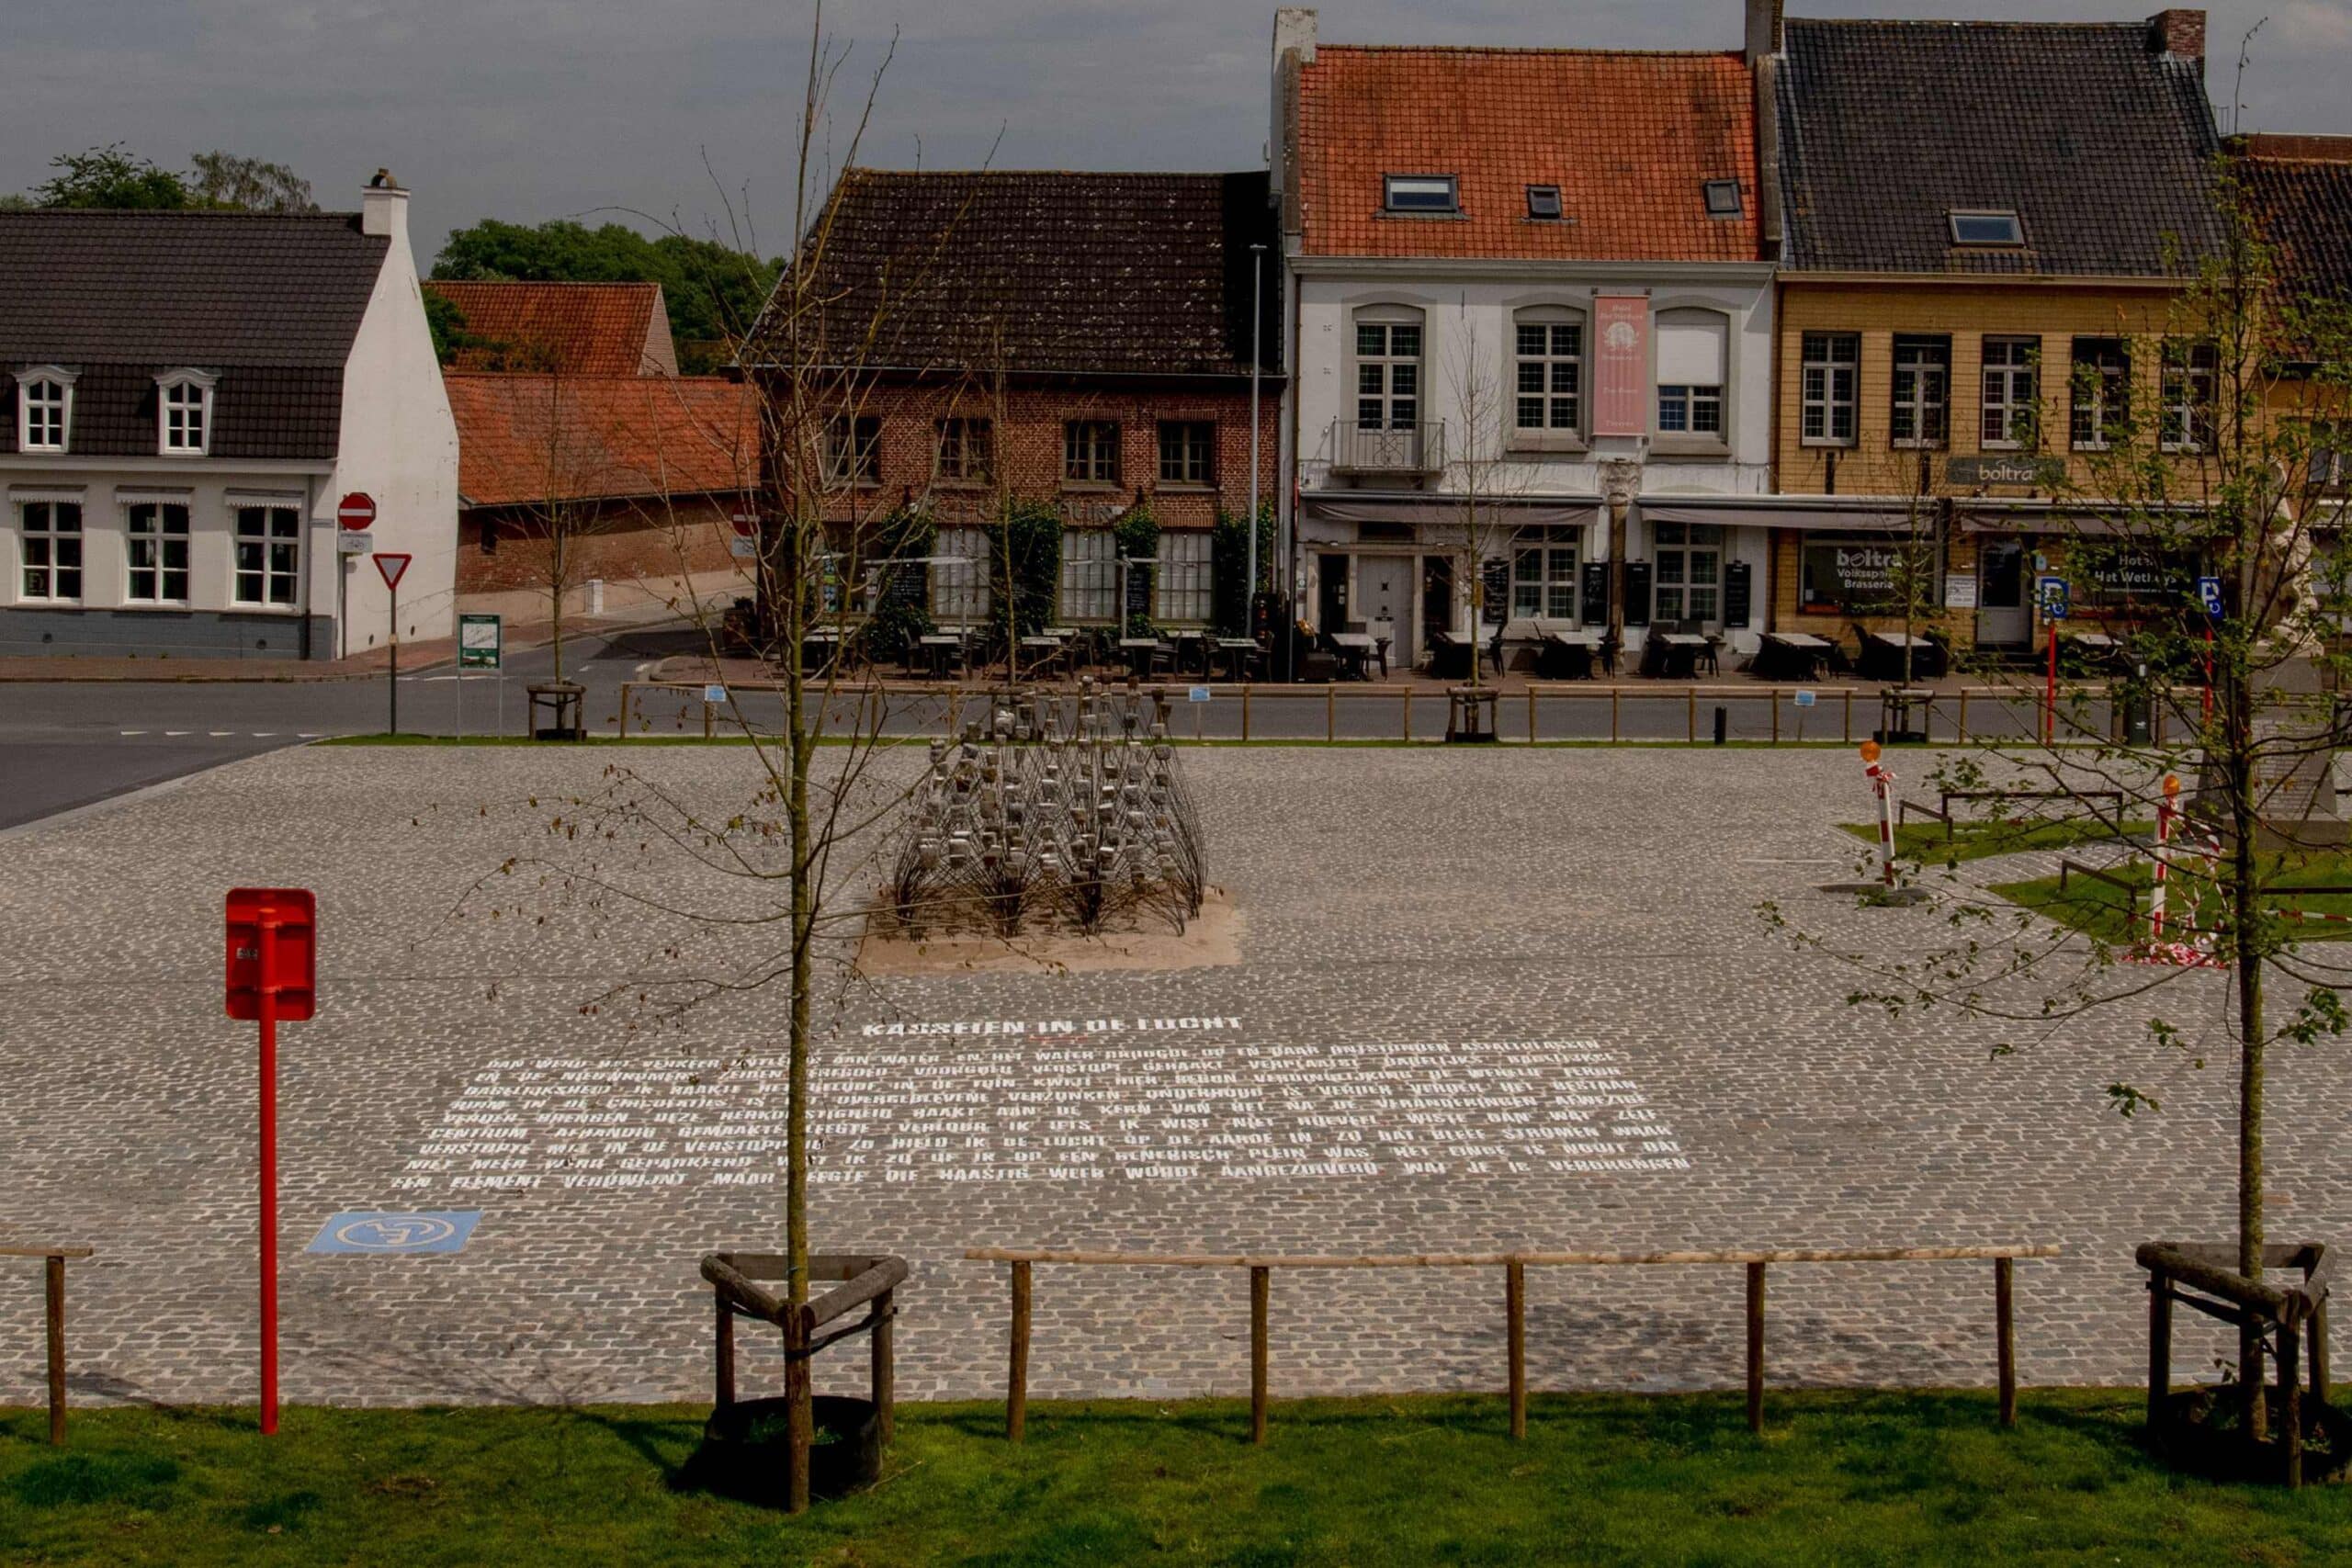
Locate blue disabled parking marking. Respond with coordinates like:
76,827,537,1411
308,1210,481,1255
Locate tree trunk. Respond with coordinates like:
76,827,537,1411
785,514,812,1309
2226,663,2267,1442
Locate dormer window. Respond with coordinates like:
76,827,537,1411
1525,185,1563,220
1702,179,1744,218
1383,175,1458,215
157,370,216,456
17,367,75,453
1950,210,2024,247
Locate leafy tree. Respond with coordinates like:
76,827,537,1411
34,145,191,209
188,151,314,212
431,219,782,372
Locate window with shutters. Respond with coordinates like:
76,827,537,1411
1656,309,1728,443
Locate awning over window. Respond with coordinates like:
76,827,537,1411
1638,500,1915,533
1299,493,1601,530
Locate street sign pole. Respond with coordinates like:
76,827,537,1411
389,581,399,736
227,889,315,1438
2046,621,2058,745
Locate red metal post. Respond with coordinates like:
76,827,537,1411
2044,626,2058,746
258,900,279,1437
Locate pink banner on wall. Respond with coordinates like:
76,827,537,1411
1590,295,1650,438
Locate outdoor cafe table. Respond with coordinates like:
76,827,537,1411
918,633,967,680
1538,631,1599,681
1016,637,1066,679
800,628,846,675
1329,631,1381,681
1649,632,1708,679
1759,631,1832,681
1118,637,1173,679
1859,631,1942,682
1214,637,1262,681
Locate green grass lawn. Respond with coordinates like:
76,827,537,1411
1992,854,2352,946
1839,814,2152,865
6,1392,2350,1565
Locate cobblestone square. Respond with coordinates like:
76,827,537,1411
1,743,2338,1410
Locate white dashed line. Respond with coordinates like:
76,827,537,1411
208,730,233,737
120,729,147,736
164,729,191,737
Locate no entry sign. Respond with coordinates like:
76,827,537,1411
336,492,377,531
374,552,411,591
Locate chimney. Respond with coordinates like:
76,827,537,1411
360,168,409,243
2149,9,2205,68
1273,7,1317,67
1270,9,1317,210
1745,0,1783,63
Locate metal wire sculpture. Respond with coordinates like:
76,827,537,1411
885,681,1206,938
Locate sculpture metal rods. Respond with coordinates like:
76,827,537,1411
887,681,1206,939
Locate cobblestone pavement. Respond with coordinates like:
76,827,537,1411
0,742,2337,1411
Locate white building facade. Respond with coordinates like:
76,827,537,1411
1273,9,1781,671
0,177,458,660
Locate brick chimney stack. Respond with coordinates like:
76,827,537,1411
2150,9,2205,68
1746,0,1783,63
360,168,409,246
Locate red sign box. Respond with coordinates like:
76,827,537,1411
1589,295,1650,438
225,887,317,1021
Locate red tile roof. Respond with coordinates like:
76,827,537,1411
424,280,678,376
2233,134,2352,302
1295,46,1759,262
447,374,755,508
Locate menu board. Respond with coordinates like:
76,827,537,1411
1480,558,1510,626
1723,560,1753,627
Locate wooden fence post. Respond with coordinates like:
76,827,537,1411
1688,687,1697,744
873,1287,896,1445
1527,688,1537,743
2311,1295,2331,1404
1771,691,1781,745
618,682,633,736
1241,685,1253,742
783,1305,812,1515
714,1292,737,1411
1842,688,1853,743
1328,684,1337,743
1506,1261,1527,1439
1996,1256,2017,1428
2279,1314,2304,1488
1402,688,1412,743
1009,1260,1032,1442
2147,1266,2172,1429
45,1256,66,1446
1746,1262,1766,1434
1250,1265,1271,1445
1611,687,1621,743
1957,688,1970,742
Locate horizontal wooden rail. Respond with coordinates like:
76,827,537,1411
970,1244,2058,1445
3,1246,92,1445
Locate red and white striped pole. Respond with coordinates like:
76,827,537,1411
2149,773,2178,945
1861,739,1896,888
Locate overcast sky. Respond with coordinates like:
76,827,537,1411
8,1,2346,265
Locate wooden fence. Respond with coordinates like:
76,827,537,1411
965,1244,2060,1443
614,680,2220,747
4,1244,91,1444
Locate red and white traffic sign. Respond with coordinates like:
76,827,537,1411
729,510,758,537
336,491,377,531
373,552,411,591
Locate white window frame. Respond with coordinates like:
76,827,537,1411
1351,309,1423,433
1655,308,1729,445
930,525,991,626
1154,529,1213,625
156,369,217,457
822,415,879,487
1512,309,1584,438
1653,521,1724,626
1383,175,1458,215
123,501,192,604
2161,340,2219,455
1800,332,1859,446
17,367,76,454
934,418,989,484
233,503,303,607
17,499,84,603
1508,525,1580,620
1890,335,1951,449
1057,527,1119,623
2070,338,2130,452
1980,335,2039,450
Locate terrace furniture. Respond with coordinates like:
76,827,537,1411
1118,637,1175,680
1427,629,1476,682
1645,631,1708,679
1859,631,1943,682
1758,631,1832,682
1214,637,1264,682
1325,631,1377,682
1016,636,1068,680
1170,629,1212,676
1538,630,1599,681
918,634,967,681
800,629,845,676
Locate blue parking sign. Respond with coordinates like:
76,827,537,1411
2197,575,2224,619
2038,576,2070,621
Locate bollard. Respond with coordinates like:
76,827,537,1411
1713,705,1727,746
1861,739,1896,887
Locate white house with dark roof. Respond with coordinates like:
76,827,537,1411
0,175,458,660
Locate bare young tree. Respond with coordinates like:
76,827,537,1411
1768,167,2352,1461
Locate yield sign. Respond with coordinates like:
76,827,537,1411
373,552,412,591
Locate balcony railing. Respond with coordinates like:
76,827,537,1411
1329,419,1445,475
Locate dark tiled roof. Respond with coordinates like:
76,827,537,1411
2233,135,2352,301
1777,18,2222,275
0,209,388,459
425,280,677,376
1296,47,1760,263
750,170,1281,378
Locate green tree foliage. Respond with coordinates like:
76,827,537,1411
1213,503,1274,637
990,499,1063,651
33,145,191,209
856,507,937,667
431,219,783,373
1115,506,1161,638
187,151,314,212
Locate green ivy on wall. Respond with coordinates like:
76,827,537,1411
1115,504,1160,638
1213,502,1274,637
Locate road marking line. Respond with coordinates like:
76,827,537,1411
164,729,192,736
208,730,233,737
251,731,277,738
119,729,147,736
298,732,324,739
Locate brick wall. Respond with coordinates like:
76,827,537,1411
797,379,1280,530
457,492,736,595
